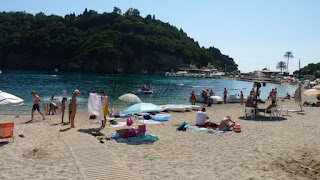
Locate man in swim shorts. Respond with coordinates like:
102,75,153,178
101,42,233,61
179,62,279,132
100,91,109,128
219,116,235,131
30,91,45,121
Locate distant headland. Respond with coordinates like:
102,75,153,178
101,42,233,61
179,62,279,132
0,8,238,74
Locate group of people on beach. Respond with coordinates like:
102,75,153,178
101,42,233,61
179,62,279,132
29,89,109,128
196,107,235,131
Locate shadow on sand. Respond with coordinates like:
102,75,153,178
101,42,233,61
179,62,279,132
59,127,72,132
238,116,287,122
78,128,101,135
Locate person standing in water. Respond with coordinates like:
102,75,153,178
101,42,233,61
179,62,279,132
100,91,109,128
223,88,228,104
30,91,45,121
240,91,244,105
70,89,80,128
190,91,196,105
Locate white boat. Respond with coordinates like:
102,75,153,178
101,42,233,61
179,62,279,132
221,94,247,103
190,105,201,110
192,86,223,104
195,95,223,104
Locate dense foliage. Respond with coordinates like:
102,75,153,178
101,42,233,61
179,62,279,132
294,62,320,77
0,8,238,74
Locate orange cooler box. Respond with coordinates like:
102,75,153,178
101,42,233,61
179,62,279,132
234,124,241,133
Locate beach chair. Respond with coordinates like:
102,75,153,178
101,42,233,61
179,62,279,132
0,123,14,143
264,107,280,119
244,107,255,119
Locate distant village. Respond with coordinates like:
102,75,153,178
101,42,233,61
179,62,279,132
165,63,298,84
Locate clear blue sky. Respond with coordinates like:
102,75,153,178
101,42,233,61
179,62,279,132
2,0,320,73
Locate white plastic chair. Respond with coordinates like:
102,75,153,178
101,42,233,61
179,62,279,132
264,107,280,119
244,107,255,119
280,105,289,116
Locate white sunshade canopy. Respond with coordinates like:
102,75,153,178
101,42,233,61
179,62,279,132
0,90,24,107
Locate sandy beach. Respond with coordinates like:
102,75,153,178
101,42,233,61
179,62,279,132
1,97,319,180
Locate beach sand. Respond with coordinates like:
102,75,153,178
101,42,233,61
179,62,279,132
0,98,319,180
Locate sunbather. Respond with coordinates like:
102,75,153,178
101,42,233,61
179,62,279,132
219,116,235,131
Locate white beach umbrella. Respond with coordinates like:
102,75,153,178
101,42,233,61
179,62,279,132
118,93,141,103
0,90,24,107
312,84,320,90
303,89,320,96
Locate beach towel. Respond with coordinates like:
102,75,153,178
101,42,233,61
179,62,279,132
88,93,104,120
139,120,161,124
185,125,207,131
110,122,135,127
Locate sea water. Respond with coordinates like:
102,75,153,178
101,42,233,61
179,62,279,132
0,70,297,114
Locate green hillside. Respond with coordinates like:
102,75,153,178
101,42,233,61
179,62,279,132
0,8,238,74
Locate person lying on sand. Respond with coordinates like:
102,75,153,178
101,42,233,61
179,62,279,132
302,101,318,107
219,116,235,131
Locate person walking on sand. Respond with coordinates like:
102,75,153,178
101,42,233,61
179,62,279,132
240,91,244,105
223,88,228,104
61,97,67,123
30,91,45,121
100,91,109,128
70,89,80,128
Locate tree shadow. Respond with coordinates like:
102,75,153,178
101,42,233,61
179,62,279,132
238,116,287,121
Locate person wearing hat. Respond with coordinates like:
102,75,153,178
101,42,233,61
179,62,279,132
219,116,235,131
70,89,81,128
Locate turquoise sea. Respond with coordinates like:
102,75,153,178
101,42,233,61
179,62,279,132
0,70,297,114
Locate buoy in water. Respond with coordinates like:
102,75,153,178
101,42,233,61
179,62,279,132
178,83,184,86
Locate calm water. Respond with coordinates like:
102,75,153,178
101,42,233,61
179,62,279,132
0,70,297,114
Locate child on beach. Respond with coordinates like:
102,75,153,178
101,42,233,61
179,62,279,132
190,91,196,105
61,97,67,123
30,91,46,121
68,99,73,123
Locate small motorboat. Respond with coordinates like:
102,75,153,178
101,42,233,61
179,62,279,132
141,90,153,94
160,104,192,112
195,95,223,104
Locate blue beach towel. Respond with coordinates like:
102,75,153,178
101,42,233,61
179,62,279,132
185,125,207,131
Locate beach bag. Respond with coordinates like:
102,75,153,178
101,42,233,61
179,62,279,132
209,122,218,127
123,129,137,138
177,122,187,131
143,115,152,120
126,118,133,126
234,124,241,133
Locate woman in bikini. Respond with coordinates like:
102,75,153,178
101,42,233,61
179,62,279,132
70,89,80,128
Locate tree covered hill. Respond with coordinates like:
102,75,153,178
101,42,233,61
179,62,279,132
0,8,238,74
